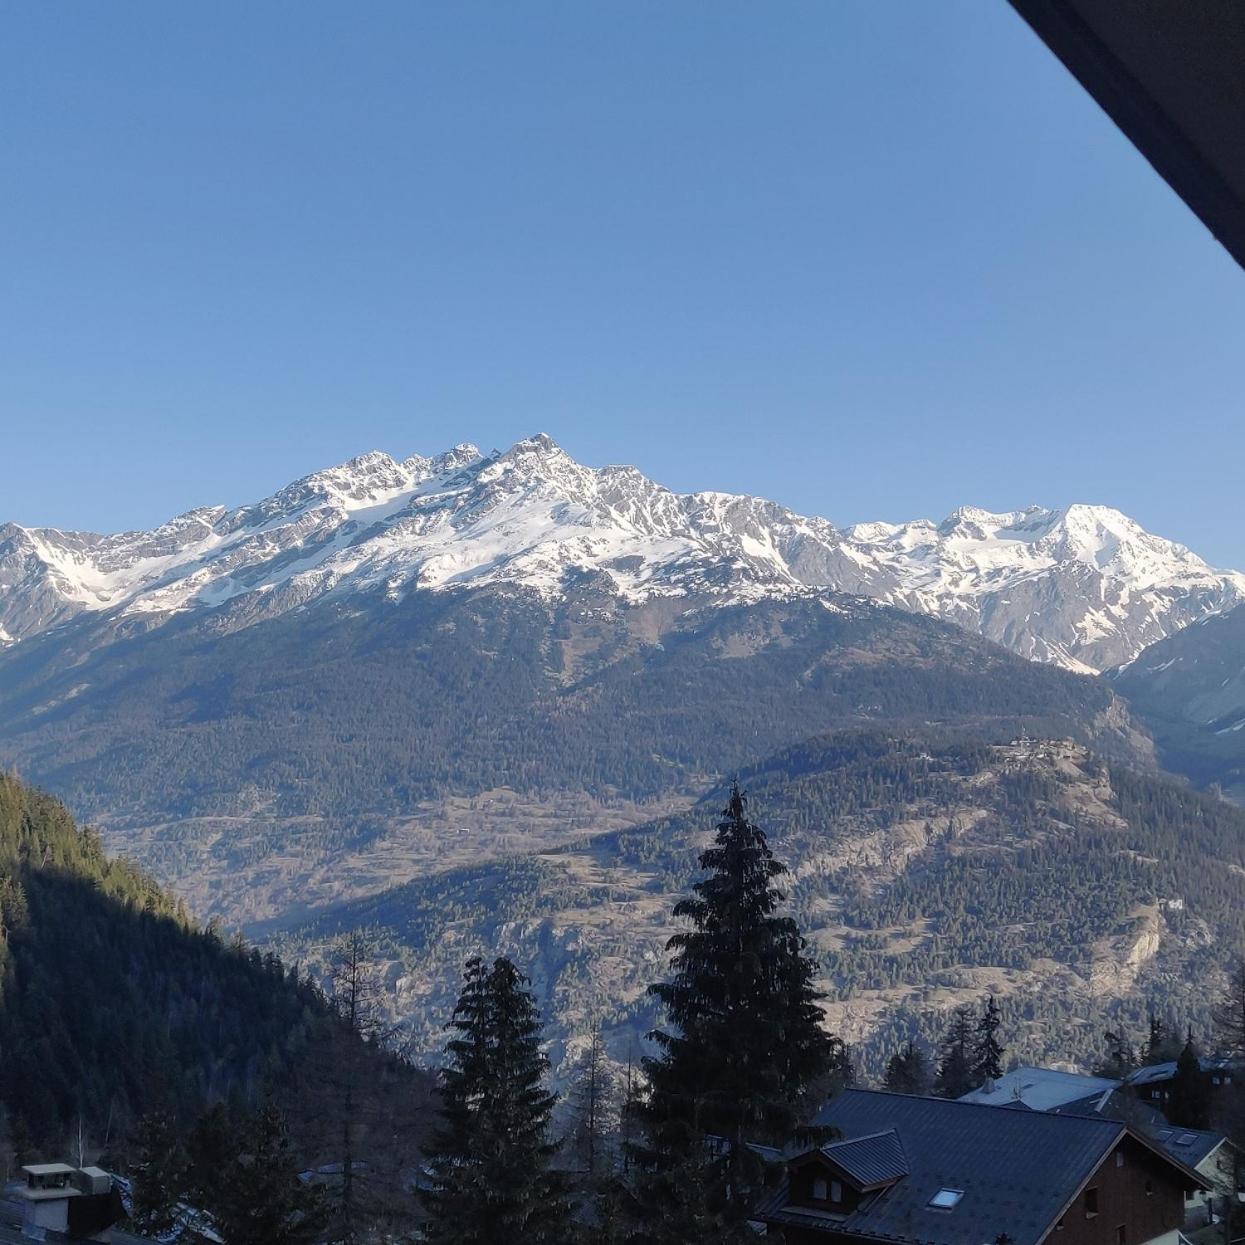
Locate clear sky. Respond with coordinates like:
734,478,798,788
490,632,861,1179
3,2,1244,566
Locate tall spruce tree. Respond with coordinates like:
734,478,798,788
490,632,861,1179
884,1041,932,1096
934,1008,975,1099
1168,1031,1211,1130
629,783,838,1236
972,995,1005,1085
129,1111,188,1237
1095,1030,1138,1079
211,1103,329,1245
1215,960,1245,1057
420,956,573,1245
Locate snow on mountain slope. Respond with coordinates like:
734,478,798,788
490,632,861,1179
1,433,1241,672
850,504,1245,673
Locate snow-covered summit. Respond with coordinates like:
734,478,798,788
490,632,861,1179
1,435,1241,672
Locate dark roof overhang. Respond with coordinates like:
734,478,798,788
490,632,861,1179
1006,0,1245,272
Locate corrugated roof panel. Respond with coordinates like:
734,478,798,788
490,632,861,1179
784,1089,1126,1245
822,1129,909,1188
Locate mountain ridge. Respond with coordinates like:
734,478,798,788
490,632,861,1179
3,433,1241,672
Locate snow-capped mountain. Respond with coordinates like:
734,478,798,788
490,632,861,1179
2,433,1241,672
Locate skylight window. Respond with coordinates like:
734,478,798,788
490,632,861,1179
930,1189,964,1210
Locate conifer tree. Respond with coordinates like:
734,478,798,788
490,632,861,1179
1096,1030,1138,1079
186,1102,235,1208
1168,1032,1211,1129
1143,1013,1181,1064
629,783,838,1235
129,1112,188,1237
934,1008,975,1099
972,995,1005,1085
1215,960,1245,1057
884,1041,932,1096
420,956,573,1245
569,1021,617,1179
212,1103,328,1245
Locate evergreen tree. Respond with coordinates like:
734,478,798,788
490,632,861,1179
884,1041,932,1096
420,956,573,1245
934,1008,975,1099
972,995,1005,1085
1095,1030,1138,1079
129,1112,188,1237
1142,1013,1181,1065
186,1102,235,1209
1215,960,1245,1057
1168,1032,1211,1130
212,1103,329,1245
629,784,838,1236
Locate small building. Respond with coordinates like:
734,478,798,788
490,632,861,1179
1124,1057,1243,1108
15,1162,123,1240
752,1089,1210,1245
1149,1126,1239,1229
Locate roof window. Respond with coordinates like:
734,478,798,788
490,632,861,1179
929,1189,964,1210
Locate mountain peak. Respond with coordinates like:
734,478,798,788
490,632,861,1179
1,439,1242,672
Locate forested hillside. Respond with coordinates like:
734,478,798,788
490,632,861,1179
0,770,424,1161
1113,601,1245,802
270,732,1245,1082
0,585,1153,925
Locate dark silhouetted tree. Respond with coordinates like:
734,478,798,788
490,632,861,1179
129,1112,188,1237
1168,1032,1211,1130
935,1008,975,1099
629,783,839,1239
973,995,1005,1085
212,1103,329,1245
884,1041,932,1096
1215,961,1245,1058
420,956,573,1245
1095,1030,1138,1080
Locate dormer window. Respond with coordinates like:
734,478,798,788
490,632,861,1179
811,1176,843,1203
930,1189,964,1210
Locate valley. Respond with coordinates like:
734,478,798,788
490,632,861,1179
0,437,1241,1085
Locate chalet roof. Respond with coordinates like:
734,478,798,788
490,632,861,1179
1006,0,1245,273
959,1066,1121,1112
753,1089,1209,1245
1150,1125,1226,1170
816,1129,909,1190
1126,1057,1242,1087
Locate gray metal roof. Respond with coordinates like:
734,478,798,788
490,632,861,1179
959,1067,1121,1112
754,1089,1202,1245
1125,1057,1243,1087
819,1129,909,1190
1150,1125,1226,1171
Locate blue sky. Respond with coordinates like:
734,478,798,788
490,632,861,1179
3,2,1243,565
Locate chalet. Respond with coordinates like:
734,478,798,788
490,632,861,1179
960,1068,1240,1231
752,1089,1210,1245
1148,1126,1240,1229
1124,1058,1243,1109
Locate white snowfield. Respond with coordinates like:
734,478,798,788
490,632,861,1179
1,433,1241,673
